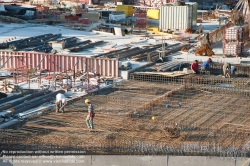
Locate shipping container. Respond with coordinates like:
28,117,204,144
116,5,133,17
159,2,197,31
147,9,160,20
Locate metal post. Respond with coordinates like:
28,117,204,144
74,69,76,88
28,74,30,89
39,72,41,89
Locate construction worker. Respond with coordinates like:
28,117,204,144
56,93,67,113
223,62,232,78
191,60,199,74
201,58,212,71
85,99,95,130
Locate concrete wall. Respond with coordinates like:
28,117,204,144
1,156,250,166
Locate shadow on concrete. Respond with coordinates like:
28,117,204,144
0,159,13,166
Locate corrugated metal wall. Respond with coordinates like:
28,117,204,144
0,51,119,78
160,6,189,30
159,3,197,31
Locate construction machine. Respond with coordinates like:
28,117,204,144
232,0,250,25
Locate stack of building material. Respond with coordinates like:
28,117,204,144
81,12,99,22
224,42,244,56
135,17,146,28
134,13,146,18
65,15,80,21
134,11,147,29
116,5,133,17
78,18,90,24
155,61,184,72
0,15,24,23
223,26,244,57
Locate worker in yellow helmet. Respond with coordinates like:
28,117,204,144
85,99,95,130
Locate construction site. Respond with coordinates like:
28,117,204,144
1,0,250,165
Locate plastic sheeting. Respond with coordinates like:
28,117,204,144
109,14,126,21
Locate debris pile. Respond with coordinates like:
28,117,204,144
0,80,18,93
181,47,189,52
195,44,214,56
184,28,195,34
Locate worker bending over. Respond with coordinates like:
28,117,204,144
191,60,199,74
85,99,95,130
56,93,67,113
223,62,236,78
201,58,213,71
223,62,231,77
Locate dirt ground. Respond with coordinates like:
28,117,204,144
1,81,250,154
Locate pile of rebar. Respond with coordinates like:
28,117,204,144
155,61,184,72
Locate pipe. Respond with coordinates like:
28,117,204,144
65,40,91,49
12,34,61,51
107,47,141,59
57,37,78,43
0,90,33,105
8,34,53,49
0,90,51,112
93,47,131,58
3,90,65,118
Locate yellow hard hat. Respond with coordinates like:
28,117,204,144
85,99,90,103
152,116,156,121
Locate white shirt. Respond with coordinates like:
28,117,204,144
56,93,67,104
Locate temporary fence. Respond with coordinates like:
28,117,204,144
0,51,119,78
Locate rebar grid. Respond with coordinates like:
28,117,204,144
1,80,250,156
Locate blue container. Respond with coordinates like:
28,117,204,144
166,104,170,108
178,103,182,107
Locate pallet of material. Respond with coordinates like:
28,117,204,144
81,13,100,23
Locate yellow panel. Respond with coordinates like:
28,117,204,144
117,5,133,10
116,7,134,17
147,26,159,34
147,9,160,20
